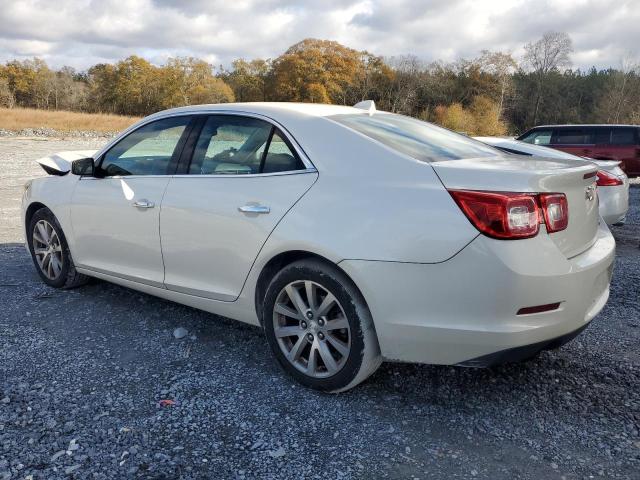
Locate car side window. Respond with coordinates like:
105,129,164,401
611,127,636,145
553,128,590,145
99,116,191,176
262,131,305,173
521,129,552,145
189,116,271,175
593,127,611,144
188,116,305,175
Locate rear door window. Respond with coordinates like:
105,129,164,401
187,115,305,175
261,131,305,173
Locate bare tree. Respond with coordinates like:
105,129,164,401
613,54,639,122
383,55,423,114
478,50,518,121
523,31,573,125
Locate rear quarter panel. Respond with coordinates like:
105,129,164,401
254,117,479,265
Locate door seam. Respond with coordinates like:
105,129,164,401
158,177,173,288
233,171,320,301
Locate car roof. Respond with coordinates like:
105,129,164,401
146,102,366,122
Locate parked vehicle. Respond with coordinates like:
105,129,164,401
475,137,629,225
517,125,640,177
22,102,615,392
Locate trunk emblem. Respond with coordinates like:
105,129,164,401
585,185,596,201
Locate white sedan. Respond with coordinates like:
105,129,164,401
475,136,630,225
22,102,615,392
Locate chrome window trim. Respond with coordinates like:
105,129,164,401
92,109,316,174
78,168,317,181
170,168,317,179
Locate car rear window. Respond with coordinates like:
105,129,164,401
329,113,499,162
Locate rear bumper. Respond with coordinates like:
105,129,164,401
598,182,629,225
339,221,615,365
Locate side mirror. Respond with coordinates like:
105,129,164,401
71,157,95,176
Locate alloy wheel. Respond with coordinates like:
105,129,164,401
272,280,351,378
32,219,63,280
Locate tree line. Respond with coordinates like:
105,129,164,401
0,33,638,135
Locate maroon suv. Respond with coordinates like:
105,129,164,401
517,125,640,177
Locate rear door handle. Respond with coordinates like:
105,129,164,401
238,204,270,214
133,199,155,209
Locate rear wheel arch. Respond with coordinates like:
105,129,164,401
260,255,382,391
254,250,370,327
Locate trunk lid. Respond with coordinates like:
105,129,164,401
432,156,600,258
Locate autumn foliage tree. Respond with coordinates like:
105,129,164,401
270,39,374,103
2,34,640,135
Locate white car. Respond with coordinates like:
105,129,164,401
475,136,630,225
22,102,615,392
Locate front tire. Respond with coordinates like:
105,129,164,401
263,259,381,392
27,208,89,289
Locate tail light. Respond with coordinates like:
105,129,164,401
449,190,540,239
449,190,569,240
539,193,569,233
596,170,623,186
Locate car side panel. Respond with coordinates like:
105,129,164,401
22,175,78,251
160,172,318,301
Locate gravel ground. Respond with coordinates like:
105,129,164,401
0,137,639,480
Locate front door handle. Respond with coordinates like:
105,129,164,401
238,204,270,214
133,199,155,209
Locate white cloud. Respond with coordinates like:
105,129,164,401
0,0,637,70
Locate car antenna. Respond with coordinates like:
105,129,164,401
353,100,376,116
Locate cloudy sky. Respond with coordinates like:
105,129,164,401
0,0,638,71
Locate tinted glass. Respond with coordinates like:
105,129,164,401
189,116,304,174
262,131,304,173
100,117,190,176
611,127,637,145
520,129,552,145
592,127,611,144
330,113,498,162
190,116,271,174
553,128,590,145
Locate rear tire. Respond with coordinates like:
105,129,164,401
262,259,381,392
27,208,89,289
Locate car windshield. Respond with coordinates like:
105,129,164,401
329,113,500,162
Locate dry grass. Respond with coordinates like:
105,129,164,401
0,107,140,133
